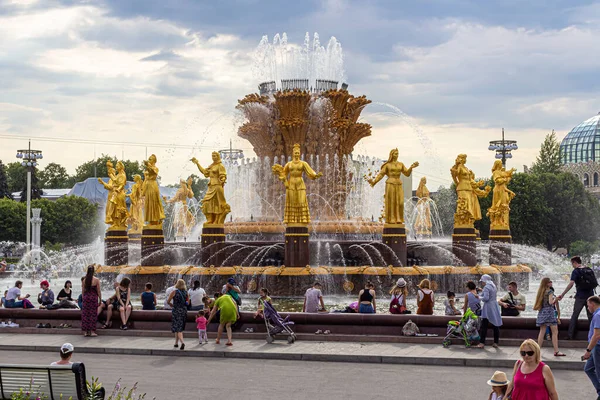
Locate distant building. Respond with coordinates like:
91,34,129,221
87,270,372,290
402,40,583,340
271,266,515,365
560,112,600,197
11,188,71,202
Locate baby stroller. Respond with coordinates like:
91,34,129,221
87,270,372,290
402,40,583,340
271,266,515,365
263,301,297,344
442,308,480,348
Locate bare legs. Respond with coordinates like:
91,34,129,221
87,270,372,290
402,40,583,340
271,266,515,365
225,322,233,345
119,304,132,328
215,322,233,345
537,325,564,355
102,304,114,328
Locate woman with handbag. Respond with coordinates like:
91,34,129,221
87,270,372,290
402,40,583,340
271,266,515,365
168,279,189,350
389,278,410,314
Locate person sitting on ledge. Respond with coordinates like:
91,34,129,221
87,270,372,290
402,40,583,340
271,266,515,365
1,290,7,308
116,278,132,330
498,281,526,317
463,280,481,316
303,282,326,313
222,278,242,307
101,281,122,329
188,280,206,311
416,279,434,315
444,291,461,316
5,280,34,309
141,282,157,310
390,278,410,314
57,280,73,302
51,343,75,366
357,281,376,314
38,280,55,309
163,284,176,310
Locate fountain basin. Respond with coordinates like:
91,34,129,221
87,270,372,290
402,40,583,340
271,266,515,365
96,264,531,295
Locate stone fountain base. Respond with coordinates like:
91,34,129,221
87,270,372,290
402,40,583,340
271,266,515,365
95,264,531,296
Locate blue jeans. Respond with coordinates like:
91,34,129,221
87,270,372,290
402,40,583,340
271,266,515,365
585,344,600,395
4,299,23,308
359,304,374,313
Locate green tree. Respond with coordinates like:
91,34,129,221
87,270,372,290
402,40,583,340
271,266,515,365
0,198,26,242
531,130,562,174
0,160,12,199
570,240,599,262
19,167,43,202
39,162,71,189
6,161,26,194
72,154,144,183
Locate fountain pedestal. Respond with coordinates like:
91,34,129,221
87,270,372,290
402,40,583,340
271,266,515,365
141,226,164,266
201,224,226,266
452,226,477,266
489,228,512,266
382,224,407,266
105,229,128,266
285,225,309,267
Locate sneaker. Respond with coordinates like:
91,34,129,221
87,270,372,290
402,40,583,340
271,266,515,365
315,330,323,334
492,343,499,349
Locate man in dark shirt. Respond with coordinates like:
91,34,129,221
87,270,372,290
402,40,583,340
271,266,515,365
558,256,595,339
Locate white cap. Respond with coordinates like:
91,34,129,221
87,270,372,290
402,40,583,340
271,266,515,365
60,343,74,354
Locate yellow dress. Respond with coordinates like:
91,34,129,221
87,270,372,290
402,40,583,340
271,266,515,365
453,164,475,224
201,163,228,216
282,160,319,224
375,162,410,224
143,165,165,224
128,181,144,233
415,183,432,235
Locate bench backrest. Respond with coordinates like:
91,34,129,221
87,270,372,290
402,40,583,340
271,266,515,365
0,363,103,400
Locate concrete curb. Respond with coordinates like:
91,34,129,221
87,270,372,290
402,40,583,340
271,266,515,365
0,343,585,371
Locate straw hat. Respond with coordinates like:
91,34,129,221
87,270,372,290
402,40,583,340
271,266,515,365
396,278,407,288
487,371,509,386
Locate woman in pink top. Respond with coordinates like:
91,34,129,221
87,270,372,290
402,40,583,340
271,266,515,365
505,339,559,400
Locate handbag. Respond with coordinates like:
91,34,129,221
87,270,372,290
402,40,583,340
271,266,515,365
501,292,520,317
389,295,407,314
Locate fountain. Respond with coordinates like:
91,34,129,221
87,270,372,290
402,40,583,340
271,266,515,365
84,33,531,296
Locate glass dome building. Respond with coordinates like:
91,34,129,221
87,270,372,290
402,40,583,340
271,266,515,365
560,112,600,190
560,113,600,164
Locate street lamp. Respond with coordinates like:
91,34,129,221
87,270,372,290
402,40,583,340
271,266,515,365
16,141,43,252
488,128,517,168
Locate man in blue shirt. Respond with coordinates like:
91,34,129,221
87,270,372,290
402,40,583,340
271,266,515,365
583,296,600,400
557,256,595,339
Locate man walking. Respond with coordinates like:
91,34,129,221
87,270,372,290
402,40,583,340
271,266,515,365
583,296,600,400
557,256,597,339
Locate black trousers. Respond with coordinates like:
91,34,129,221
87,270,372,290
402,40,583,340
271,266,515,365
480,318,500,345
568,297,593,339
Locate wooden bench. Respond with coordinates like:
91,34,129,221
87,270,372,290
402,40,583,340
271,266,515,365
0,362,105,400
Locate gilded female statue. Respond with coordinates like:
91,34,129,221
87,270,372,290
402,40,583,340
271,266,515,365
192,152,230,225
142,154,165,227
272,143,322,225
469,170,491,223
368,149,418,225
127,174,144,234
415,177,432,236
487,160,516,229
451,154,476,227
165,178,196,237
98,160,116,225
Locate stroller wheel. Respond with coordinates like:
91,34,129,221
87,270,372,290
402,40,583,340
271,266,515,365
266,335,274,344
465,342,471,348
442,340,450,348
287,336,295,344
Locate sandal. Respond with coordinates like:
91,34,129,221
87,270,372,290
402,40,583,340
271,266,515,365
90,332,98,337
215,339,220,344
226,342,233,346
554,352,566,357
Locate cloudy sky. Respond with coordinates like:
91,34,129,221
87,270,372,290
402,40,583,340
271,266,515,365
1,0,599,189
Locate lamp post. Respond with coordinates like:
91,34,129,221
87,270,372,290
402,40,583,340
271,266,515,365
16,141,43,252
488,128,518,168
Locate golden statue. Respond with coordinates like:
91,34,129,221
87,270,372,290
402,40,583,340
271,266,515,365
368,148,418,225
165,178,196,237
415,177,432,236
142,154,165,227
272,143,323,225
99,161,128,230
469,170,491,223
192,152,230,225
98,160,116,225
487,160,516,229
126,174,144,234
451,154,476,227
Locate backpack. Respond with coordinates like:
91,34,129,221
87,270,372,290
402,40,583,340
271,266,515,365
576,267,598,292
402,320,420,336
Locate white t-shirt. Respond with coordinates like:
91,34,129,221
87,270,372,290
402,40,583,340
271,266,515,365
163,286,175,310
6,287,21,301
304,288,323,313
491,393,504,400
188,287,206,307
417,288,433,301
51,361,73,366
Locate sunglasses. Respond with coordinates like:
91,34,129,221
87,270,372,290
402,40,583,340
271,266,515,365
520,351,535,357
